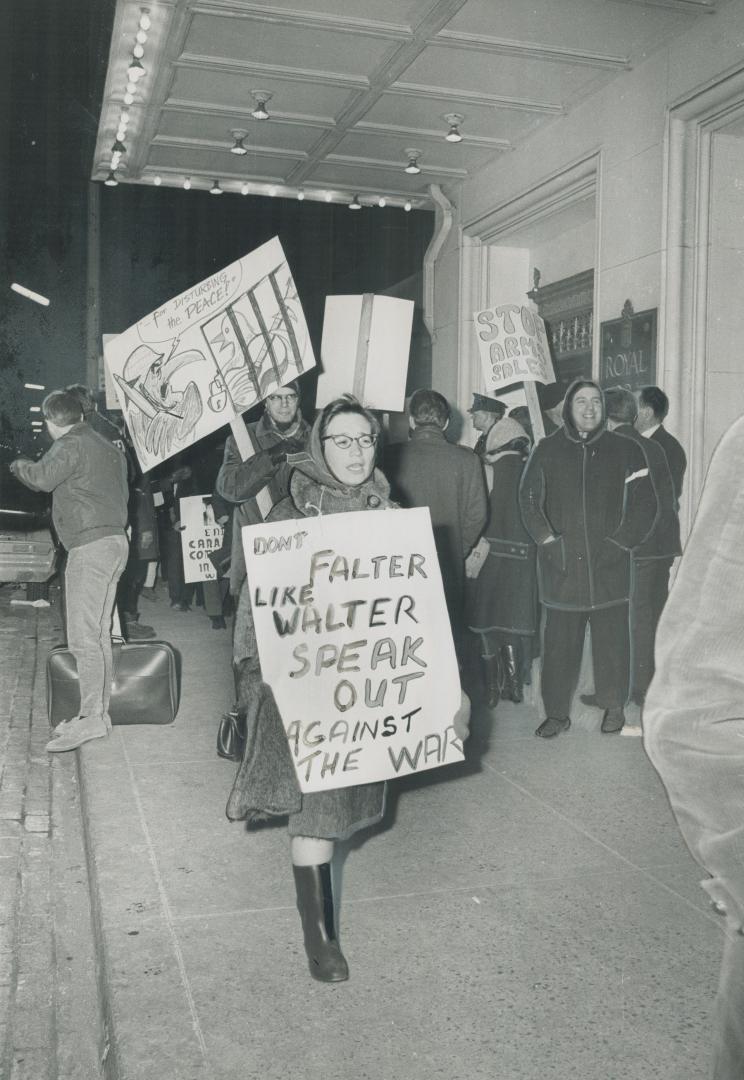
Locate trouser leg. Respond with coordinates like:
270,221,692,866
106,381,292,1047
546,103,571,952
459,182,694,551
202,578,227,618
631,559,671,702
541,608,588,717
589,603,630,710
65,535,129,720
645,712,744,1078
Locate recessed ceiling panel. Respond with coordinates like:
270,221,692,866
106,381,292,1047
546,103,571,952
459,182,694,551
366,92,547,145
449,0,701,57
167,67,357,117
200,0,432,25
401,45,604,104
185,14,399,77
146,143,302,180
159,110,327,153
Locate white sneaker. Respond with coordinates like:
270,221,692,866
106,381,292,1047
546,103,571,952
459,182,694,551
620,724,643,737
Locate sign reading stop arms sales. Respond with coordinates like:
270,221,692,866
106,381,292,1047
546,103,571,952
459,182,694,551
243,508,464,794
473,303,555,393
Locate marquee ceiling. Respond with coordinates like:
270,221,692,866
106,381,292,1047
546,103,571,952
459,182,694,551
92,0,718,211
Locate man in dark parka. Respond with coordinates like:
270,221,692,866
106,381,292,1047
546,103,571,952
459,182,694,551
519,379,656,737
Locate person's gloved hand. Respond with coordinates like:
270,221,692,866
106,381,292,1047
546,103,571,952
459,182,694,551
452,689,471,742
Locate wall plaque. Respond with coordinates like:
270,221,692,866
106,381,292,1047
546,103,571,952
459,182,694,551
600,301,657,392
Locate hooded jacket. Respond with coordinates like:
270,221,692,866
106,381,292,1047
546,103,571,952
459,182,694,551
519,380,656,610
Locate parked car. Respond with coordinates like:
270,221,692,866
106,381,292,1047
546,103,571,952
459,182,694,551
0,457,59,598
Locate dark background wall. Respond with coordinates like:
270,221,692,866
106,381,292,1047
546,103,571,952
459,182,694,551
1,0,433,454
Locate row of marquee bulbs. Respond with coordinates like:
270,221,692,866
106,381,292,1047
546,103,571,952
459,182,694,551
103,172,415,211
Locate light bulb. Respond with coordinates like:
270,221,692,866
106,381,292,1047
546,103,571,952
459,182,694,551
183,177,191,190
378,197,386,208
123,92,134,105
241,183,250,196
325,192,333,203
133,43,144,59
119,110,130,125
136,29,148,44
349,195,361,210
404,201,412,212
297,190,305,201
210,180,222,195
139,11,151,30
153,175,161,186
104,171,119,187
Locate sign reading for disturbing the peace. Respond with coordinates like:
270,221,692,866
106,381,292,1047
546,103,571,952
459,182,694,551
243,508,464,794
473,303,555,393
179,495,224,584
104,237,315,472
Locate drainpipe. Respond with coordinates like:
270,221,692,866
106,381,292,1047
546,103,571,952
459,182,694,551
422,183,454,343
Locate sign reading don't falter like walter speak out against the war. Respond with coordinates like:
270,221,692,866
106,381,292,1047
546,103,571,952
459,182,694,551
243,508,463,794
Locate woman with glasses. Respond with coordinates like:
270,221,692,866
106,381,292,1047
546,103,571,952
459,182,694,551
226,394,469,983
227,394,391,984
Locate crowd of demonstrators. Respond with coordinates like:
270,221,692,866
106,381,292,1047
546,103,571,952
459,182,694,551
10,390,129,753
465,416,537,708
519,380,657,738
384,389,486,658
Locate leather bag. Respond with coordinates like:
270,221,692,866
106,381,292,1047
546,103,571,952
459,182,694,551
46,638,181,727
216,709,247,762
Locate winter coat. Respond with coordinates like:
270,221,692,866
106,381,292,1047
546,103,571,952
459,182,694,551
650,425,686,503
226,415,394,839
519,381,656,610
215,413,311,594
12,423,128,551
384,425,487,624
468,451,538,636
613,424,681,561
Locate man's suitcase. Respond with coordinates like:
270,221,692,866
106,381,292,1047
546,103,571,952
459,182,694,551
46,638,181,727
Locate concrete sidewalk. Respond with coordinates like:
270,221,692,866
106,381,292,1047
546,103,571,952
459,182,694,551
4,585,725,1079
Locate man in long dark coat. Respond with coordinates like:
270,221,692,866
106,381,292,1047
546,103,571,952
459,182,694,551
385,388,487,657
519,379,656,737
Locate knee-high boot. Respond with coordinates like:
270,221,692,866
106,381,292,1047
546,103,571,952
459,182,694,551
292,863,349,983
481,651,503,708
501,644,523,703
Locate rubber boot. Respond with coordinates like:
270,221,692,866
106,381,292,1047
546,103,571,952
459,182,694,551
501,644,523,703
481,652,503,708
292,864,349,983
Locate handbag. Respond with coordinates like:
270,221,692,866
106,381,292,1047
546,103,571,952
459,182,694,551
216,709,247,762
46,638,181,727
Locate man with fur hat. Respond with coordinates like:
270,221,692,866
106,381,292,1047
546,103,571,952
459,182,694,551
519,379,656,738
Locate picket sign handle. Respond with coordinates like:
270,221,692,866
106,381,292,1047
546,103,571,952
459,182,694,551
525,381,546,444
230,416,256,463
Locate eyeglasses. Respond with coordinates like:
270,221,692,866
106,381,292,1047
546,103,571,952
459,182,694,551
267,393,298,405
321,433,378,450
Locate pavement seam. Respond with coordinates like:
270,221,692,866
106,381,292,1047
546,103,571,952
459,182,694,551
118,736,215,1077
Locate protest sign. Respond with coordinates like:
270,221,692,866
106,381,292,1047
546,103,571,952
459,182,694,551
101,334,121,410
473,303,555,394
317,294,413,412
243,507,463,793
179,495,224,584
104,237,315,472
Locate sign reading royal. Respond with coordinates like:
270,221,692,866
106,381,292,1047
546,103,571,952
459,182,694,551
473,303,555,393
243,508,463,793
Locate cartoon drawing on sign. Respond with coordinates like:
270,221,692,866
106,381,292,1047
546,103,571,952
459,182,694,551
202,261,307,412
114,339,206,459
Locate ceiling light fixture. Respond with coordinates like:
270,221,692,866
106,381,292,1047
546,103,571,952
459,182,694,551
133,43,144,59
378,196,386,208
297,190,305,201
136,29,148,44
183,177,191,190
123,92,134,105
325,192,333,203
241,183,250,196
404,148,422,175
349,194,361,210
229,129,248,156
104,171,119,187
153,175,161,186
139,9,151,31
127,56,145,81
210,180,223,195
443,113,464,143
250,90,272,121
404,201,412,212
111,138,126,155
